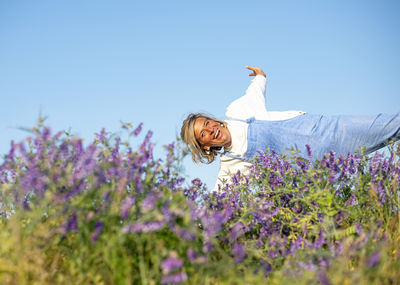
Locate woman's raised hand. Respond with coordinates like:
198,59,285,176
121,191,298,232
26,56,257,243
246,65,266,77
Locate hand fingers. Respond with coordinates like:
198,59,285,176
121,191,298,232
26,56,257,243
246,65,256,71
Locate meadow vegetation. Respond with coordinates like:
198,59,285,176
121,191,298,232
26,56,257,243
0,119,399,284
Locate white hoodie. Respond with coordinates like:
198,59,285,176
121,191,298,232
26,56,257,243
213,75,304,192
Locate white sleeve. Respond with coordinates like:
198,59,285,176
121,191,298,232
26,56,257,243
225,75,267,120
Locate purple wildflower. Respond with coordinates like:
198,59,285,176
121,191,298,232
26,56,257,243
161,272,187,284
306,144,312,158
191,178,202,187
73,144,100,181
122,221,164,233
111,137,121,161
161,256,184,275
367,251,380,267
232,242,246,264
355,222,363,235
231,171,241,185
187,248,197,263
314,230,326,249
173,226,196,241
297,262,317,271
21,165,47,196
260,259,273,276
187,248,207,264
201,210,229,238
377,181,386,205
230,222,246,241
65,212,78,232
370,152,383,181
268,250,278,258
296,158,308,171
94,128,108,144
91,221,104,244
134,174,144,193
141,192,158,213
318,271,331,285
345,193,356,206
203,241,213,253
132,123,143,137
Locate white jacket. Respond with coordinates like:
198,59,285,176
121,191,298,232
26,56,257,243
213,75,304,192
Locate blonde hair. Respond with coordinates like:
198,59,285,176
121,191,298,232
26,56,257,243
180,113,227,164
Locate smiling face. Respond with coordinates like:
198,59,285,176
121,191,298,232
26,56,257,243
193,117,231,151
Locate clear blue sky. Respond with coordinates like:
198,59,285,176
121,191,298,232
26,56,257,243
1,0,399,189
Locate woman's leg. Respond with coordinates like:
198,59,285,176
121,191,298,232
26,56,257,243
330,113,400,156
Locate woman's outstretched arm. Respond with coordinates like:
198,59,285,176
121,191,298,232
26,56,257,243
246,65,266,77
225,66,268,120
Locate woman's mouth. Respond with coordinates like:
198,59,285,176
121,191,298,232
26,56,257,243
214,129,220,139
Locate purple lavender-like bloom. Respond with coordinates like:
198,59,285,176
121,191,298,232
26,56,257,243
161,256,184,275
268,250,278,258
290,236,304,253
231,171,241,185
367,251,380,267
161,272,187,284
305,144,312,158
296,158,308,171
314,230,326,249
66,212,78,232
134,174,144,193
173,226,196,241
201,209,230,238
120,196,135,219
21,165,47,196
355,222,363,235
187,248,197,263
141,192,158,212
73,144,100,181
345,193,356,206
122,221,164,233
91,220,104,244
377,181,386,205
334,210,348,227
230,222,246,241
370,152,383,181
111,137,121,161
94,128,108,144
132,123,143,137
260,259,273,275
203,241,213,253
141,130,153,150
297,262,317,271
187,248,207,264
191,178,202,187
318,271,331,285
329,151,336,168
165,142,176,165
232,242,246,264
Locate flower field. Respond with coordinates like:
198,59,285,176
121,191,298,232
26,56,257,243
0,120,399,284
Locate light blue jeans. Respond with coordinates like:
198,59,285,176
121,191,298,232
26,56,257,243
229,113,400,160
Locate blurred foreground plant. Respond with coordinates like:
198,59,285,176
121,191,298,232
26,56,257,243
0,119,399,284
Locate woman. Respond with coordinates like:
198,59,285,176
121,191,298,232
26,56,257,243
181,66,400,192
